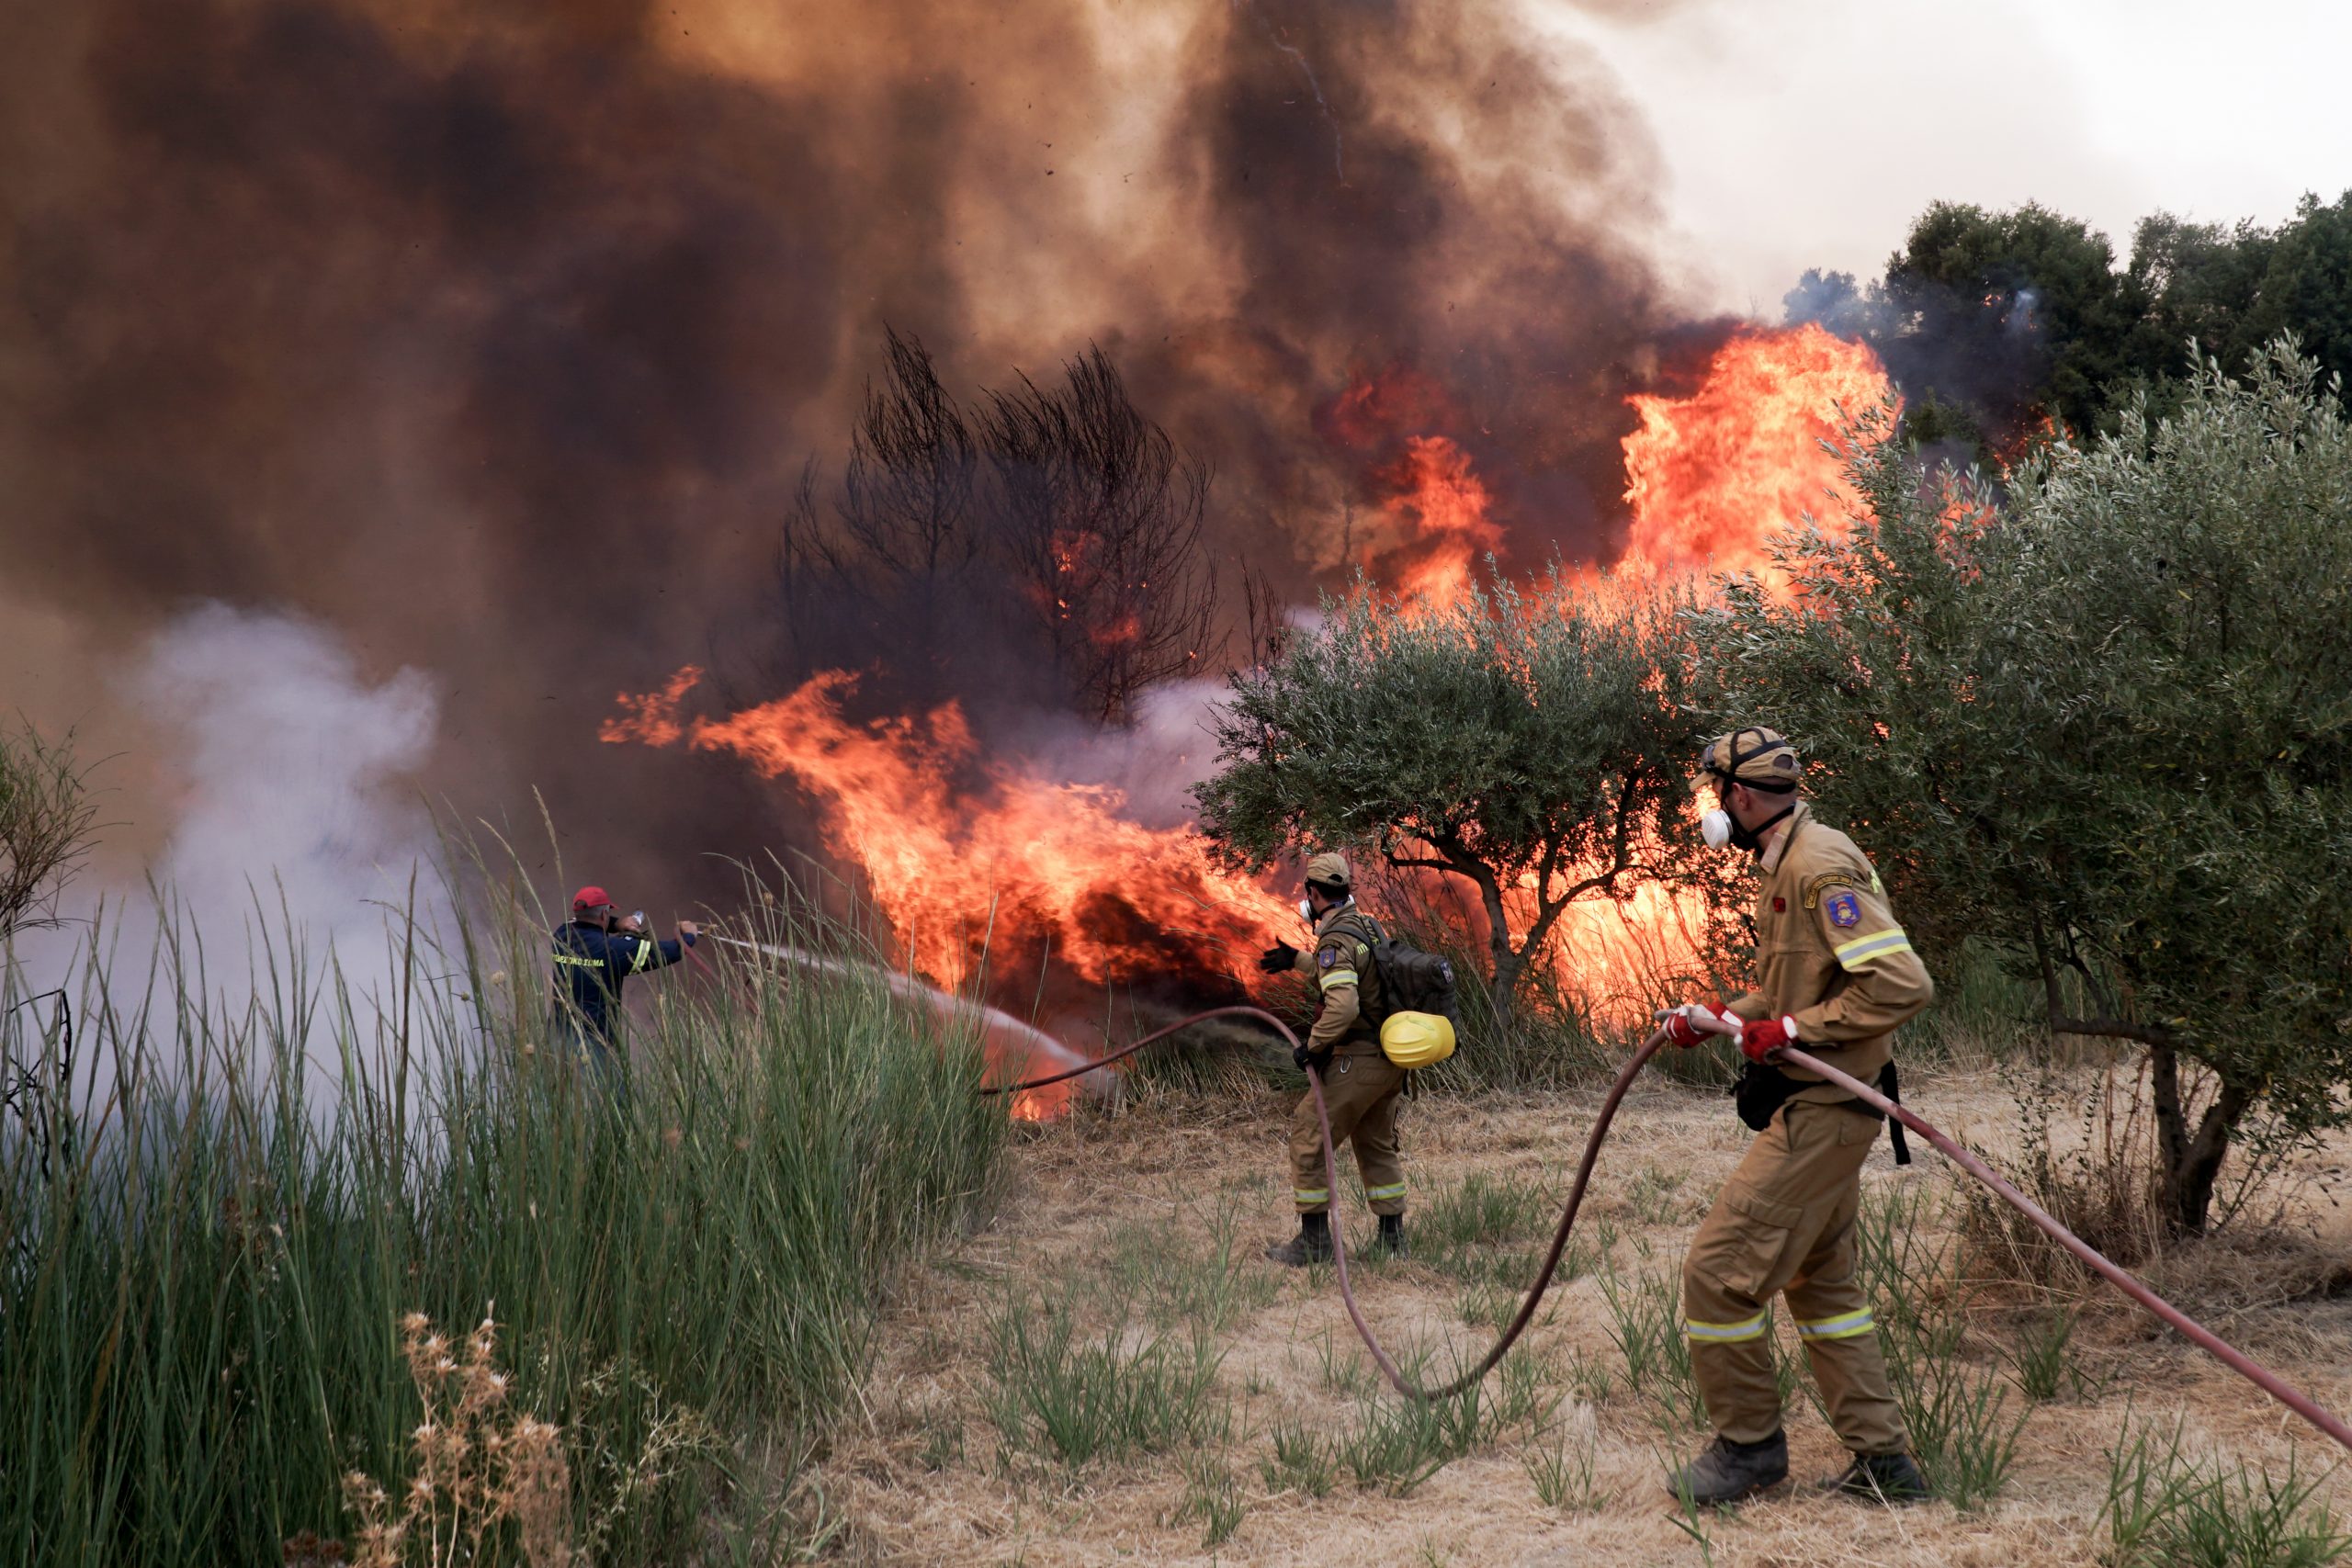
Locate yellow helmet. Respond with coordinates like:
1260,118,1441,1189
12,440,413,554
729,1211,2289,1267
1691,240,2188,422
1378,1010,1457,1070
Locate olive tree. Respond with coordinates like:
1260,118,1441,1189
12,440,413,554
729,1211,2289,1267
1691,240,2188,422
1194,571,1701,1025
1695,342,2352,1234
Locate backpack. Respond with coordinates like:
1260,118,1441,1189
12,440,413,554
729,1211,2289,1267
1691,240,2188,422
1329,912,1463,1056
1365,934,1461,1032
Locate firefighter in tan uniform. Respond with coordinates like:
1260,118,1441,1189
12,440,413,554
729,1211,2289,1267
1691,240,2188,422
1258,853,1410,1266
1657,728,1935,1505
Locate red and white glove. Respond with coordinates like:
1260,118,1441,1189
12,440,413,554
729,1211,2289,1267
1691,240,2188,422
1739,1015,1800,1063
1655,1003,1725,1048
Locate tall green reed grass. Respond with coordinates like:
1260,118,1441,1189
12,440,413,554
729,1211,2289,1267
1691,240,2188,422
1,877,1007,1565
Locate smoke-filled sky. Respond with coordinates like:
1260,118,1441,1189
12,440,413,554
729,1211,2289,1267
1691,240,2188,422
1550,0,2352,313
5,0,2346,946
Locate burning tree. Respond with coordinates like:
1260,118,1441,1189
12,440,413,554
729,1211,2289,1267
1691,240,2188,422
1193,571,1701,1027
777,330,1218,726
1693,342,2352,1235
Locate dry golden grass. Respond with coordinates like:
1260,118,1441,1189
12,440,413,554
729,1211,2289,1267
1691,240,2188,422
807,1066,2352,1566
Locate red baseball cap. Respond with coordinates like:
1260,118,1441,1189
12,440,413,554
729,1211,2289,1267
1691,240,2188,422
571,886,615,915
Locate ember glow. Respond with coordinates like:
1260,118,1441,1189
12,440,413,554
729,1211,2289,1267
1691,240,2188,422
1621,324,1894,587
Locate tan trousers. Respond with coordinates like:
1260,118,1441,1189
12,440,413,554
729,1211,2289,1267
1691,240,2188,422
1681,1100,1906,1455
1288,1048,1407,1217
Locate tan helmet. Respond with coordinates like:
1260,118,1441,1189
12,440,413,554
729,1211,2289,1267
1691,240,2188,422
1303,851,1353,891
1698,727,1802,793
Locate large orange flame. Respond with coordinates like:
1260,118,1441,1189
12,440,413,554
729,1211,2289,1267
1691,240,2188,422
1621,323,1893,588
602,668,1291,993
1382,434,1502,604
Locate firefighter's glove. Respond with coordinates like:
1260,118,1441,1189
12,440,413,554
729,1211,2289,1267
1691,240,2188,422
1259,942,1302,976
1291,1043,1315,1073
1655,1003,1724,1049
1739,1015,1800,1063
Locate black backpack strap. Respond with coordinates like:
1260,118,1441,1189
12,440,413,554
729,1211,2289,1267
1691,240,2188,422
1322,909,1384,957
1879,1061,1912,1166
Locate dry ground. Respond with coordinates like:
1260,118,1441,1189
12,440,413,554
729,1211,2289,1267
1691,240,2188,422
807,1064,2352,1565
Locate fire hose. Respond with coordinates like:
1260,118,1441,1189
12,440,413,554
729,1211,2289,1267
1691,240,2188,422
983,1006,2352,1452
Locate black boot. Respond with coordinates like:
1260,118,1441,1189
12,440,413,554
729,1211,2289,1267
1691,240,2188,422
1667,1430,1789,1506
1822,1450,1931,1504
1374,1212,1409,1258
1265,1211,1333,1267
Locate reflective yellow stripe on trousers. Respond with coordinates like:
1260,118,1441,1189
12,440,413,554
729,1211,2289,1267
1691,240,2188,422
1795,1308,1877,1340
1684,1312,1768,1344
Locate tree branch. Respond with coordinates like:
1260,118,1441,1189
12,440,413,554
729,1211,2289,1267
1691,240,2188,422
2048,1016,2182,1047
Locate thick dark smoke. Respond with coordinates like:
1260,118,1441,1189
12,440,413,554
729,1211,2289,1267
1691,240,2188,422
1,0,1713,919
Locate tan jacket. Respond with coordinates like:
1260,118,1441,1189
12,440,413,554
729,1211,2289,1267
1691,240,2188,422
1290,901,1387,1055
1723,803,1933,1104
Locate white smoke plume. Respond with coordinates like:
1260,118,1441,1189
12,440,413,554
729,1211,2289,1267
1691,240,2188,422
131,603,440,942
6,604,447,1077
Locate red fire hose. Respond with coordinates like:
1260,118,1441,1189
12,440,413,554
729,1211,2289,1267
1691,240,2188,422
986,1009,2352,1453
1775,1043,2352,1453
988,1008,1672,1401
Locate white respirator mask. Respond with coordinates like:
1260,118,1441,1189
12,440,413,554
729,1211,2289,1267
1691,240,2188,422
1700,808,1735,851
1297,897,1317,924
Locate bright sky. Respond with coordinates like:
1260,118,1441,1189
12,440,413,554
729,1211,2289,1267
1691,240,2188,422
1545,0,2352,317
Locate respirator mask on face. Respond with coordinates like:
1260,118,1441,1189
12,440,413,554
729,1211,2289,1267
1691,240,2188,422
1297,897,1316,924
1702,787,1794,855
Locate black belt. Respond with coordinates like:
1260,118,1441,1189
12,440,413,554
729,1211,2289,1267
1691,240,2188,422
1730,1059,1911,1166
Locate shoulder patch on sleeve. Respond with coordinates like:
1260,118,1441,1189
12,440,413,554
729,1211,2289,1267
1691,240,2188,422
1826,891,1862,929
1317,945,1341,970
1801,871,1862,909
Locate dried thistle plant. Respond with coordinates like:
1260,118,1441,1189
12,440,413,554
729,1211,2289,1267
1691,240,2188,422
331,1308,578,1568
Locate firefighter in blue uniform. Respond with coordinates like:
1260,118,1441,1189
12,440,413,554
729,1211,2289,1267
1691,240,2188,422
551,885,700,1084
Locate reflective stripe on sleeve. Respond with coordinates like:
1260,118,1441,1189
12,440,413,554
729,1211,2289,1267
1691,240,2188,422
1794,1308,1877,1340
1832,929,1915,968
1365,1181,1406,1201
1683,1312,1768,1344
1318,968,1360,992
629,941,662,973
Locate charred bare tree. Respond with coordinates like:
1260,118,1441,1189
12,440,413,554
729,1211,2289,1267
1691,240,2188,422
774,329,989,690
779,331,1222,726
980,346,1220,725
836,328,982,587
